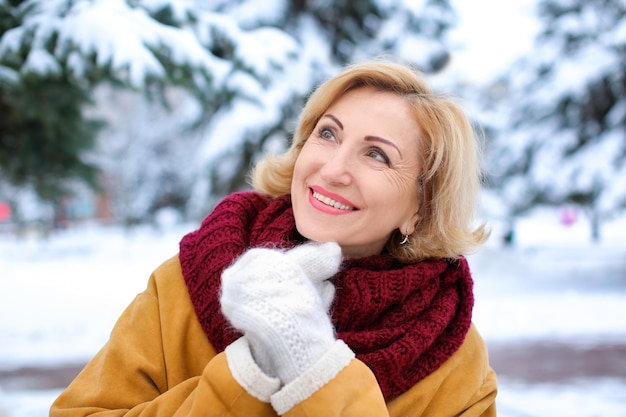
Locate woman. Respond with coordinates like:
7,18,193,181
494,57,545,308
51,60,497,416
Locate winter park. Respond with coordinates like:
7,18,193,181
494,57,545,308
1,0,626,416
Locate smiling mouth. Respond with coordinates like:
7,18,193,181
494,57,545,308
311,190,356,211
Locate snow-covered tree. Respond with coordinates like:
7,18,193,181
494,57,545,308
0,0,298,220
1,0,458,222
0,0,102,204
485,0,626,241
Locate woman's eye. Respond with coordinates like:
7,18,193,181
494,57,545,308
367,148,390,165
317,127,336,142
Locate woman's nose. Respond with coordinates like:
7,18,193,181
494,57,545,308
319,147,353,185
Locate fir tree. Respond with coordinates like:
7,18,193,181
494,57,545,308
1,0,457,222
0,0,292,218
0,75,102,200
0,0,99,203
485,0,626,241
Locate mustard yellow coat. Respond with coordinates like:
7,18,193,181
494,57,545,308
50,255,497,417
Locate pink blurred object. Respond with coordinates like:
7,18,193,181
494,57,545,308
559,207,578,226
0,202,11,222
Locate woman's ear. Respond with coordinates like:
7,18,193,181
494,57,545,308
403,211,421,236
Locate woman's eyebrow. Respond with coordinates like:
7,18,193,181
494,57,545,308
323,114,343,129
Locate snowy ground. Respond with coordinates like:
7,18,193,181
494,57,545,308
1,207,625,416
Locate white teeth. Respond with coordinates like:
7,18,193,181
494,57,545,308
312,191,353,211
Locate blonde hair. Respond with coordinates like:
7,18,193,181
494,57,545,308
251,60,489,262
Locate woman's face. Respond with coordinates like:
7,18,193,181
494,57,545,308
291,86,422,258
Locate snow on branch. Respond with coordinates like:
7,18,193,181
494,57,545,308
0,0,244,89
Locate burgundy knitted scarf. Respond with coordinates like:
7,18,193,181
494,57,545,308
179,191,474,401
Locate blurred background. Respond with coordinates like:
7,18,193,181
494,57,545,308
1,0,625,416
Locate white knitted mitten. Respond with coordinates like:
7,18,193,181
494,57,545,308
282,242,338,311
220,241,342,384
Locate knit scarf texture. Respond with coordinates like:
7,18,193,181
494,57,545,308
179,191,474,401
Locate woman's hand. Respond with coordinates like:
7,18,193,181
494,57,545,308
220,241,342,384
